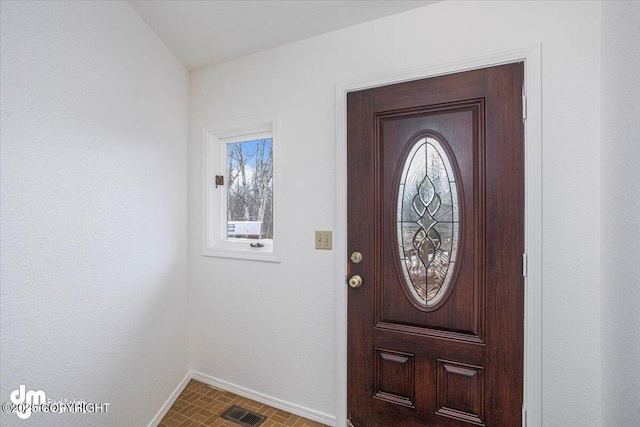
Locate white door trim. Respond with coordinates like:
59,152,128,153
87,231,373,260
335,45,542,427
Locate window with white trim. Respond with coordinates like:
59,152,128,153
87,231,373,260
202,114,279,262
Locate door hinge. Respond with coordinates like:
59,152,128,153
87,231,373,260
523,253,528,278
522,407,527,427
215,175,224,188
522,95,527,121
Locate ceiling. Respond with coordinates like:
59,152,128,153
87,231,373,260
129,1,438,71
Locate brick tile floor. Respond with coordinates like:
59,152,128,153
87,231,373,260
158,380,328,427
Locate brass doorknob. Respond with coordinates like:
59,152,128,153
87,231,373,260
348,275,363,288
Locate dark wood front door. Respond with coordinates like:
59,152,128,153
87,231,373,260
347,63,524,426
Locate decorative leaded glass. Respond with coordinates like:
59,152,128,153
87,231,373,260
397,136,459,307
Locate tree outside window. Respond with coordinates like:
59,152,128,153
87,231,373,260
226,138,273,240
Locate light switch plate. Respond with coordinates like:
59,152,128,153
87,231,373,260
315,230,332,250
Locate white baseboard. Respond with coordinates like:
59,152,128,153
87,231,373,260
148,371,192,427
191,370,337,426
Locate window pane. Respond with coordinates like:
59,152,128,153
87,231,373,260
226,138,273,240
397,136,459,306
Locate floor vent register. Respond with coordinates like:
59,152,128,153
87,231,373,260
221,405,266,427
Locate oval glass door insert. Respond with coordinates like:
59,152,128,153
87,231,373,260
397,136,459,307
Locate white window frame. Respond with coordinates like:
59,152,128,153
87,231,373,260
202,113,280,262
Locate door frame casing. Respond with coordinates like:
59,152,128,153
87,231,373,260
335,45,542,427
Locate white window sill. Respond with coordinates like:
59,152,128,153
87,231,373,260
202,242,280,263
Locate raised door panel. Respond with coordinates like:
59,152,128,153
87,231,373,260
377,103,485,343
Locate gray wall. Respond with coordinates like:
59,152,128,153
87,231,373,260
601,2,640,426
0,2,190,425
